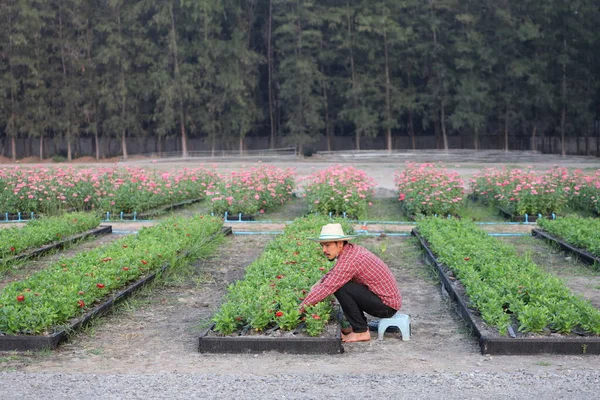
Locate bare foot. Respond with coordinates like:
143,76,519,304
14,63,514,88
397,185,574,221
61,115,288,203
341,331,371,343
341,327,353,335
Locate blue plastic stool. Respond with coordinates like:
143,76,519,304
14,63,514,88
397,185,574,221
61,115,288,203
377,312,410,341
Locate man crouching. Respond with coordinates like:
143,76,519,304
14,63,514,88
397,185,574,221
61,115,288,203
299,223,402,343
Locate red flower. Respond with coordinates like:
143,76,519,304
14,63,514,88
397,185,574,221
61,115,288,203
141,260,148,265
16,295,25,302
276,275,284,279
78,300,85,308
10,246,16,252
102,257,113,262
464,257,471,261
78,291,85,295
311,314,321,320
275,311,284,317
122,267,129,271
122,245,128,248
319,267,325,271
96,283,105,289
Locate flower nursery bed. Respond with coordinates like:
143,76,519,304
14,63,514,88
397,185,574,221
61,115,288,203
1,225,113,267
198,318,343,354
0,223,231,352
532,229,600,268
202,215,355,354
412,229,600,355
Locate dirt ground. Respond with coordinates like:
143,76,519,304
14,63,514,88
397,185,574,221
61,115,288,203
1,154,600,375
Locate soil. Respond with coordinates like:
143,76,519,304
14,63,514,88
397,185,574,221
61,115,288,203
1,155,600,376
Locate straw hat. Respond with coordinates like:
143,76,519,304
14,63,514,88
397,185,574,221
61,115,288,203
309,223,356,243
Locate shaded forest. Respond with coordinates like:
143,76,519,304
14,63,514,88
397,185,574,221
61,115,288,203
1,0,599,160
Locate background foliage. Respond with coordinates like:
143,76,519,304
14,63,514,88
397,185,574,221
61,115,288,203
1,0,599,159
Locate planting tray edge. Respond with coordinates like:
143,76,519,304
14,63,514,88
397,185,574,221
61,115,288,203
198,324,344,355
532,229,600,267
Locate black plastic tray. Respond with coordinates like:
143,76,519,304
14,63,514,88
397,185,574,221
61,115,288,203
412,228,600,355
198,323,344,355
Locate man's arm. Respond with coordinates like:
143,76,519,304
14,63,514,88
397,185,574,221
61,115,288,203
300,261,354,308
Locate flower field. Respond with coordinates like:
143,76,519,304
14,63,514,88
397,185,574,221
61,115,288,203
416,217,600,336
3,160,600,355
302,165,375,219
395,163,466,217
0,215,224,335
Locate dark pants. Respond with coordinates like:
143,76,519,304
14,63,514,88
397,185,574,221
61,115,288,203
334,281,397,333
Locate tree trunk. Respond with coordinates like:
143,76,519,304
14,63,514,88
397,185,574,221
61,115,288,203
59,4,72,161
409,110,416,150
440,98,448,151
66,128,72,161
121,129,128,160
95,129,100,160
180,112,188,157
39,134,44,160
383,26,392,153
585,135,590,156
322,73,331,152
11,136,16,161
346,1,360,151
267,0,276,149
504,105,509,151
560,38,567,157
170,2,187,158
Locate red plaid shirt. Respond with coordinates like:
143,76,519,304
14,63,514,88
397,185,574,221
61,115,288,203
301,243,401,310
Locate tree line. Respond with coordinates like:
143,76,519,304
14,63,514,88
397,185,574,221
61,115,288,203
1,0,599,160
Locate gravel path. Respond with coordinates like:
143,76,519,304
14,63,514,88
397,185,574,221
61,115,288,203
1,370,599,399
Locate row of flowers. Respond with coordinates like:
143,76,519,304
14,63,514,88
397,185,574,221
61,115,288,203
302,165,376,219
213,215,353,336
0,215,224,335
1,212,100,262
0,165,220,215
416,217,600,335
470,166,600,216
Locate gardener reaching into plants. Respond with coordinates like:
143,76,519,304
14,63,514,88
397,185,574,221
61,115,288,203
299,223,402,343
